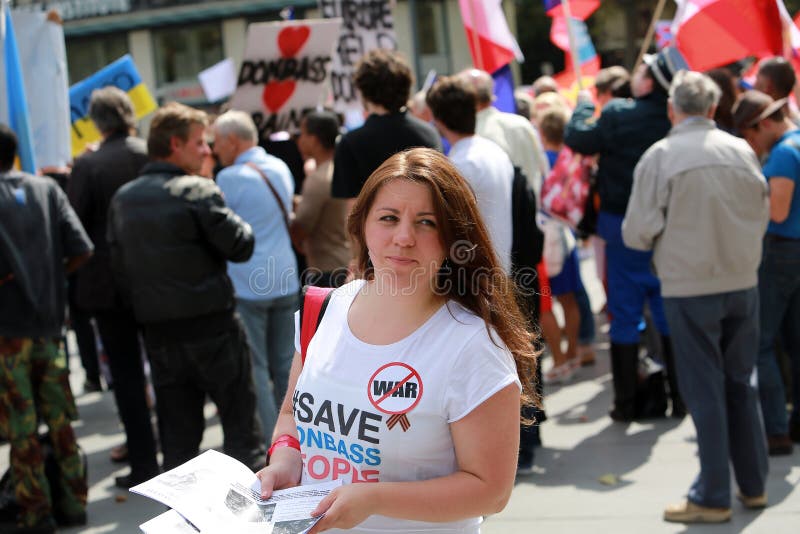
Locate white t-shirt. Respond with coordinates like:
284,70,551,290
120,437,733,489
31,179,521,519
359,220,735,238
292,280,520,533
448,136,514,273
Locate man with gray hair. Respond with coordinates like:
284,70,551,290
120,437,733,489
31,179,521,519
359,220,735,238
67,86,159,489
212,110,299,442
458,68,549,198
623,71,770,523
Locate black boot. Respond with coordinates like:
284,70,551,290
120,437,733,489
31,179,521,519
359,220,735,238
661,336,686,418
609,343,639,422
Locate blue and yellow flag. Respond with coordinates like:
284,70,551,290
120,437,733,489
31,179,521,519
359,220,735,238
69,54,156,157
3,3,37,173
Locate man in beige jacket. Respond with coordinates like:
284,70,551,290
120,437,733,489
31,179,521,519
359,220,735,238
623,71,770,524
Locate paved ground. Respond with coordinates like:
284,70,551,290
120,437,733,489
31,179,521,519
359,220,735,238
2,257,798,532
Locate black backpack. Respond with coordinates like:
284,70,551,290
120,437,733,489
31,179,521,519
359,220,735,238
510,166,544,275
510,166,545,321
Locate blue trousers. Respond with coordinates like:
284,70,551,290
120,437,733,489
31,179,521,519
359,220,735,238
598,211,669,343
236,293,299,441
756,236,800,436
663,288,768,508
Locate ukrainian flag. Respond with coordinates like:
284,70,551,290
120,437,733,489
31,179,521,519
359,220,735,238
69,54,156,157
3,2,37,173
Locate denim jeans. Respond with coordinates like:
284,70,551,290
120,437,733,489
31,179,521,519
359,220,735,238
576,285,595,344
598,211,669,343
663,288,768,508
237,293,299,441
756,236,800,436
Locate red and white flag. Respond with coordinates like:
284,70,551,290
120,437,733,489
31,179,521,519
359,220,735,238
458,0,524,74
671,0,783,71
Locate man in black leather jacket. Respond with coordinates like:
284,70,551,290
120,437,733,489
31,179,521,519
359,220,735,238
108,102,263,471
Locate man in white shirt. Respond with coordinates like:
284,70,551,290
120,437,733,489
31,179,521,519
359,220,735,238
426,75,514,273
458,68,549,198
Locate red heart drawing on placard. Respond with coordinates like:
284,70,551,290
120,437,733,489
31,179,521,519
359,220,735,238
262,80,296,113
277,26,310,58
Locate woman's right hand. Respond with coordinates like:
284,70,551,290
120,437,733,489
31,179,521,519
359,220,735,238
256,448,303,499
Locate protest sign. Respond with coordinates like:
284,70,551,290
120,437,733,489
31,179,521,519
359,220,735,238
69,55,157,157
318,0,397,119
199,58,237,103
229,19,341,140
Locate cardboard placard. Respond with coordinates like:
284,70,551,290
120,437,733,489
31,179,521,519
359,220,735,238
229,19,342,140
318,0,398,120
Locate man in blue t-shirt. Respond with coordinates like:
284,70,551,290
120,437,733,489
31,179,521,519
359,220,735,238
212,110,299,443
734,90,800,455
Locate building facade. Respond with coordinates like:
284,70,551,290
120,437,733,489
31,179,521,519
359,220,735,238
12,0,489,107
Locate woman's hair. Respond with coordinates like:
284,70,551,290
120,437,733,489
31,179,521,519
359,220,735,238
347,148,540,411
706,68,738,132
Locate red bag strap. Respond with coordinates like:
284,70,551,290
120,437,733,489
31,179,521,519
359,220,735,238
299,285,334,365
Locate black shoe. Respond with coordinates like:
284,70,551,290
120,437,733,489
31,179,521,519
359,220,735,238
609,343,639,422
0,516,57,534
115,470,159,489
609,406,635,422
54,510,86,527
516,450,535,476
82,379,102,393
790,420,800,444
767,434,793,456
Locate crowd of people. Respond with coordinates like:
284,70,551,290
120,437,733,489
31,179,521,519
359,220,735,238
0,43,798,533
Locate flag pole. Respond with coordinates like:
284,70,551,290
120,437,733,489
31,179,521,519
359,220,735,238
465,0,485,71
634,0,668,73
560,0,585,90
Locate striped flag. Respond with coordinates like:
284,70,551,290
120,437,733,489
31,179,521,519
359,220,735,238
2,2,37,173
551,17,601,103
458,0,523,75
672,0,783,71
543,0,601,20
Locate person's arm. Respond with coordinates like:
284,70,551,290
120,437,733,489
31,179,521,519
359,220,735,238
55,182,94,267
622,148,666,251
67,158,96,234
256,351,305,498
768,177,795,223
193,180,255,263
307,383,520,532
564,100,606,156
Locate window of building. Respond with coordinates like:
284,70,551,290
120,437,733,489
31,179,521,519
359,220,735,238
412,0,450,81
152,22,223,86
65,34,129,84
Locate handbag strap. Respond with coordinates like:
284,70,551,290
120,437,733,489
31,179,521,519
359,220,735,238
244,162,291,233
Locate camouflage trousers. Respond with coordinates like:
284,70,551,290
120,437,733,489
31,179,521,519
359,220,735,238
0,337,87,527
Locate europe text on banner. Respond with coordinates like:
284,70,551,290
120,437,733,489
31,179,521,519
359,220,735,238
1,3,37,173
317,0,397,126
69,54,157,157
459,0,524,75
228,18,341,140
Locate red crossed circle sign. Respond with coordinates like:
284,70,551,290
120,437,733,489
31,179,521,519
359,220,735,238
367,362,423,415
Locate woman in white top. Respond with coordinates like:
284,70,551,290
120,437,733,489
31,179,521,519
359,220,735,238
257,148,539,532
